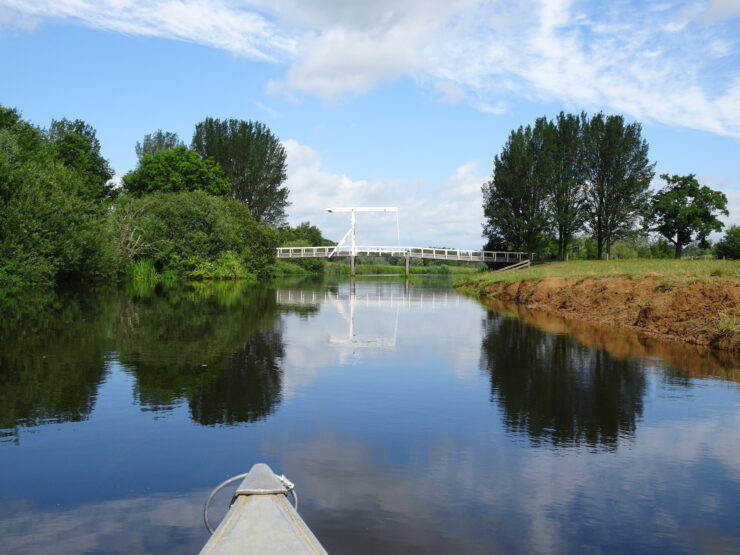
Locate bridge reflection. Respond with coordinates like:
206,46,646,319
276,284,466,309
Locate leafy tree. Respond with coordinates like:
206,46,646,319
647,174,728,259
135,129,183,160
122,145,230,197
191,118,289,225
0,107,116,284
482,117,553,254
583,114,654,259
48,118,114,199
549,112,588,260
714,225,740,259
278,221,333,246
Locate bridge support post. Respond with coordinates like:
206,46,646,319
405,252,410,276
350,255,356,276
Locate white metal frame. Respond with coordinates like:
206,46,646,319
326,207,399,258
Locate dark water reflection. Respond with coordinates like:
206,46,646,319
0,288,114,441
0,282,285,441
0,279,739,554
481,312,646,449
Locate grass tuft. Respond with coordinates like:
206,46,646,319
716,308,740,336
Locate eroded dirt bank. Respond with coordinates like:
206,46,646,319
470,276,740,352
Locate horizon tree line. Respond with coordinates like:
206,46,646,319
482,112,728,260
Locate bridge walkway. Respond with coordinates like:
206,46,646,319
276,246,531,264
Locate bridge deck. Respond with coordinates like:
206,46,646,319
276,246,530,263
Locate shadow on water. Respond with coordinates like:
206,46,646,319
0,281,287,440
481,311,647,450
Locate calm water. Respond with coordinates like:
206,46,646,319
1,278,739,554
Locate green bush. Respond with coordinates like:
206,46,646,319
185,251,255,281
113,191,278,279
611,241,638,259
715,225,740,259
275,261,313,276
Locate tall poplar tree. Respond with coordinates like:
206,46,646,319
135,129,183,160
583,114,654,259
549,112,588,260
482,117,553,254
191,118,289,226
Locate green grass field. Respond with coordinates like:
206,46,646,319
455,259,740,289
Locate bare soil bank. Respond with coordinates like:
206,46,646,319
469,275,740,352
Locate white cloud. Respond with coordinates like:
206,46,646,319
0,0,296,61
282,139,487,249
694,0,740,24
3,0,740,139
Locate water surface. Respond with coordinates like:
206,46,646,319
1,279,738,554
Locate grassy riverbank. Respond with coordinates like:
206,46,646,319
455,259,740,352
456,259,740,288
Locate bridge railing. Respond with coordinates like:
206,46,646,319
277,246,335,258
276,246,532,261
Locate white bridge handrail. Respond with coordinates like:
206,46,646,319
276,246,532,261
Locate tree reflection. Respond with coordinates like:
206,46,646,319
481,312,647,449
0,281,288,440
189,328,284,425
117,281,285,424
0,288,117,442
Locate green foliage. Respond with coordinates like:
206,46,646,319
185,251,256,281
715,225,740,259
584,113,655,259
125,258,159,281
48,118,114,199
191,118,289,225
0,107,117,285
482,117,553,254
648,174,728,258
483,112,654,260
135,129,183,160
122,145,230,197
275,261,313,276
278,221,334,246
113,190,278,279
423,264,453,274
611,241,638,259
649,238,674,259
550,112,589,260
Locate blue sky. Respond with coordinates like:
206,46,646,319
1,0,739,249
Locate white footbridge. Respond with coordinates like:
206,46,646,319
277,206,532,275
276,245,531,264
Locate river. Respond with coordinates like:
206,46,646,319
1,278,738,554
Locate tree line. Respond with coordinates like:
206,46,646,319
482,112,730,259
0,105,322,285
